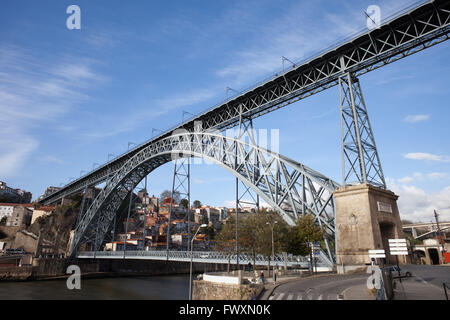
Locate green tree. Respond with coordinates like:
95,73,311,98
295,214,325,275
180,199,189,210
239,209,288,274
159,190,181,203
193,200,202,208
215,214,242,273
283,225,309,256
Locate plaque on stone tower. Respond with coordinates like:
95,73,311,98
377,201,392,213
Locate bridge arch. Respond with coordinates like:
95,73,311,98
71,131,340,263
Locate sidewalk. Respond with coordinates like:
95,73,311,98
343,277,447,300
342,284,374,300
392,278,446,300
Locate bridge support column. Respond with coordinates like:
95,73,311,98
167,156,191,252
339,73,386,189
334,184,405,274
412,227,418,238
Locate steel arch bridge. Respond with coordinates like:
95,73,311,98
71,131,340,264
37,0,450,267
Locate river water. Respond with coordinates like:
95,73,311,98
0,275,190,300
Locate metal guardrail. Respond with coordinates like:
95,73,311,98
76,250,332,269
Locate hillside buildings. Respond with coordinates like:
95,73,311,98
0,181,32,204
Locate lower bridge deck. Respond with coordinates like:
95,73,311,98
76,251,333,271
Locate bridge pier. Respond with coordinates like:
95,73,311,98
334,184,406,274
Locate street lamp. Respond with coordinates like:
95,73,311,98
189,224,207,300
266,221,278,279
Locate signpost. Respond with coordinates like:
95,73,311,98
368,249,386,266
388,239,408,283
311,243,321,273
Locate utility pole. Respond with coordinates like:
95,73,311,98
434,210,445,248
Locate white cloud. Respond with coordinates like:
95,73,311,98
398,176,414,184
0,129,39,178
39,155,66,165
427,172,447,180
214,2,364,86
387,179,450,222
403,114,431,123
0,44,104,177
396,172,447,184
404,153,450,162
83,87,220,139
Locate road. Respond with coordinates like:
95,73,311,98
399,264,450,288
267,273,368,300
266,264,450,300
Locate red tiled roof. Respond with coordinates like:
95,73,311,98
35,206,54,212
171,219,185,224
0,203,34,208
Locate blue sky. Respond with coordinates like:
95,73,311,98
1,0,449,222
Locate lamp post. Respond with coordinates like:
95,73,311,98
189,224,207,300
266,221,277,279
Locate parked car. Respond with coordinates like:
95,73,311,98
384,265,412,277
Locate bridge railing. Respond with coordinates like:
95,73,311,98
76,250,332,268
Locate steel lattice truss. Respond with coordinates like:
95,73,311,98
70,131,340,264
340,74,386,188
40,0,450,207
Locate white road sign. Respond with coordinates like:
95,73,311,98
368,249,386,258
388,239,408,256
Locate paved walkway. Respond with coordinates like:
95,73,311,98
343,277,447,300
392,277,446,300
342,284,374,300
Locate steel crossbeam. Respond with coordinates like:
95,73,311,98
40,0,450,207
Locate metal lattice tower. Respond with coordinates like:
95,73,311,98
232,107,261,267
339,73,386,189
166,157,191,252
234,108,260,215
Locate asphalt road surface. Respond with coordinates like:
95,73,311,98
398,264,450,288
267,273,368,300
267,264,450,300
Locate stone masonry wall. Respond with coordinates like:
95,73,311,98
193,280,264,300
